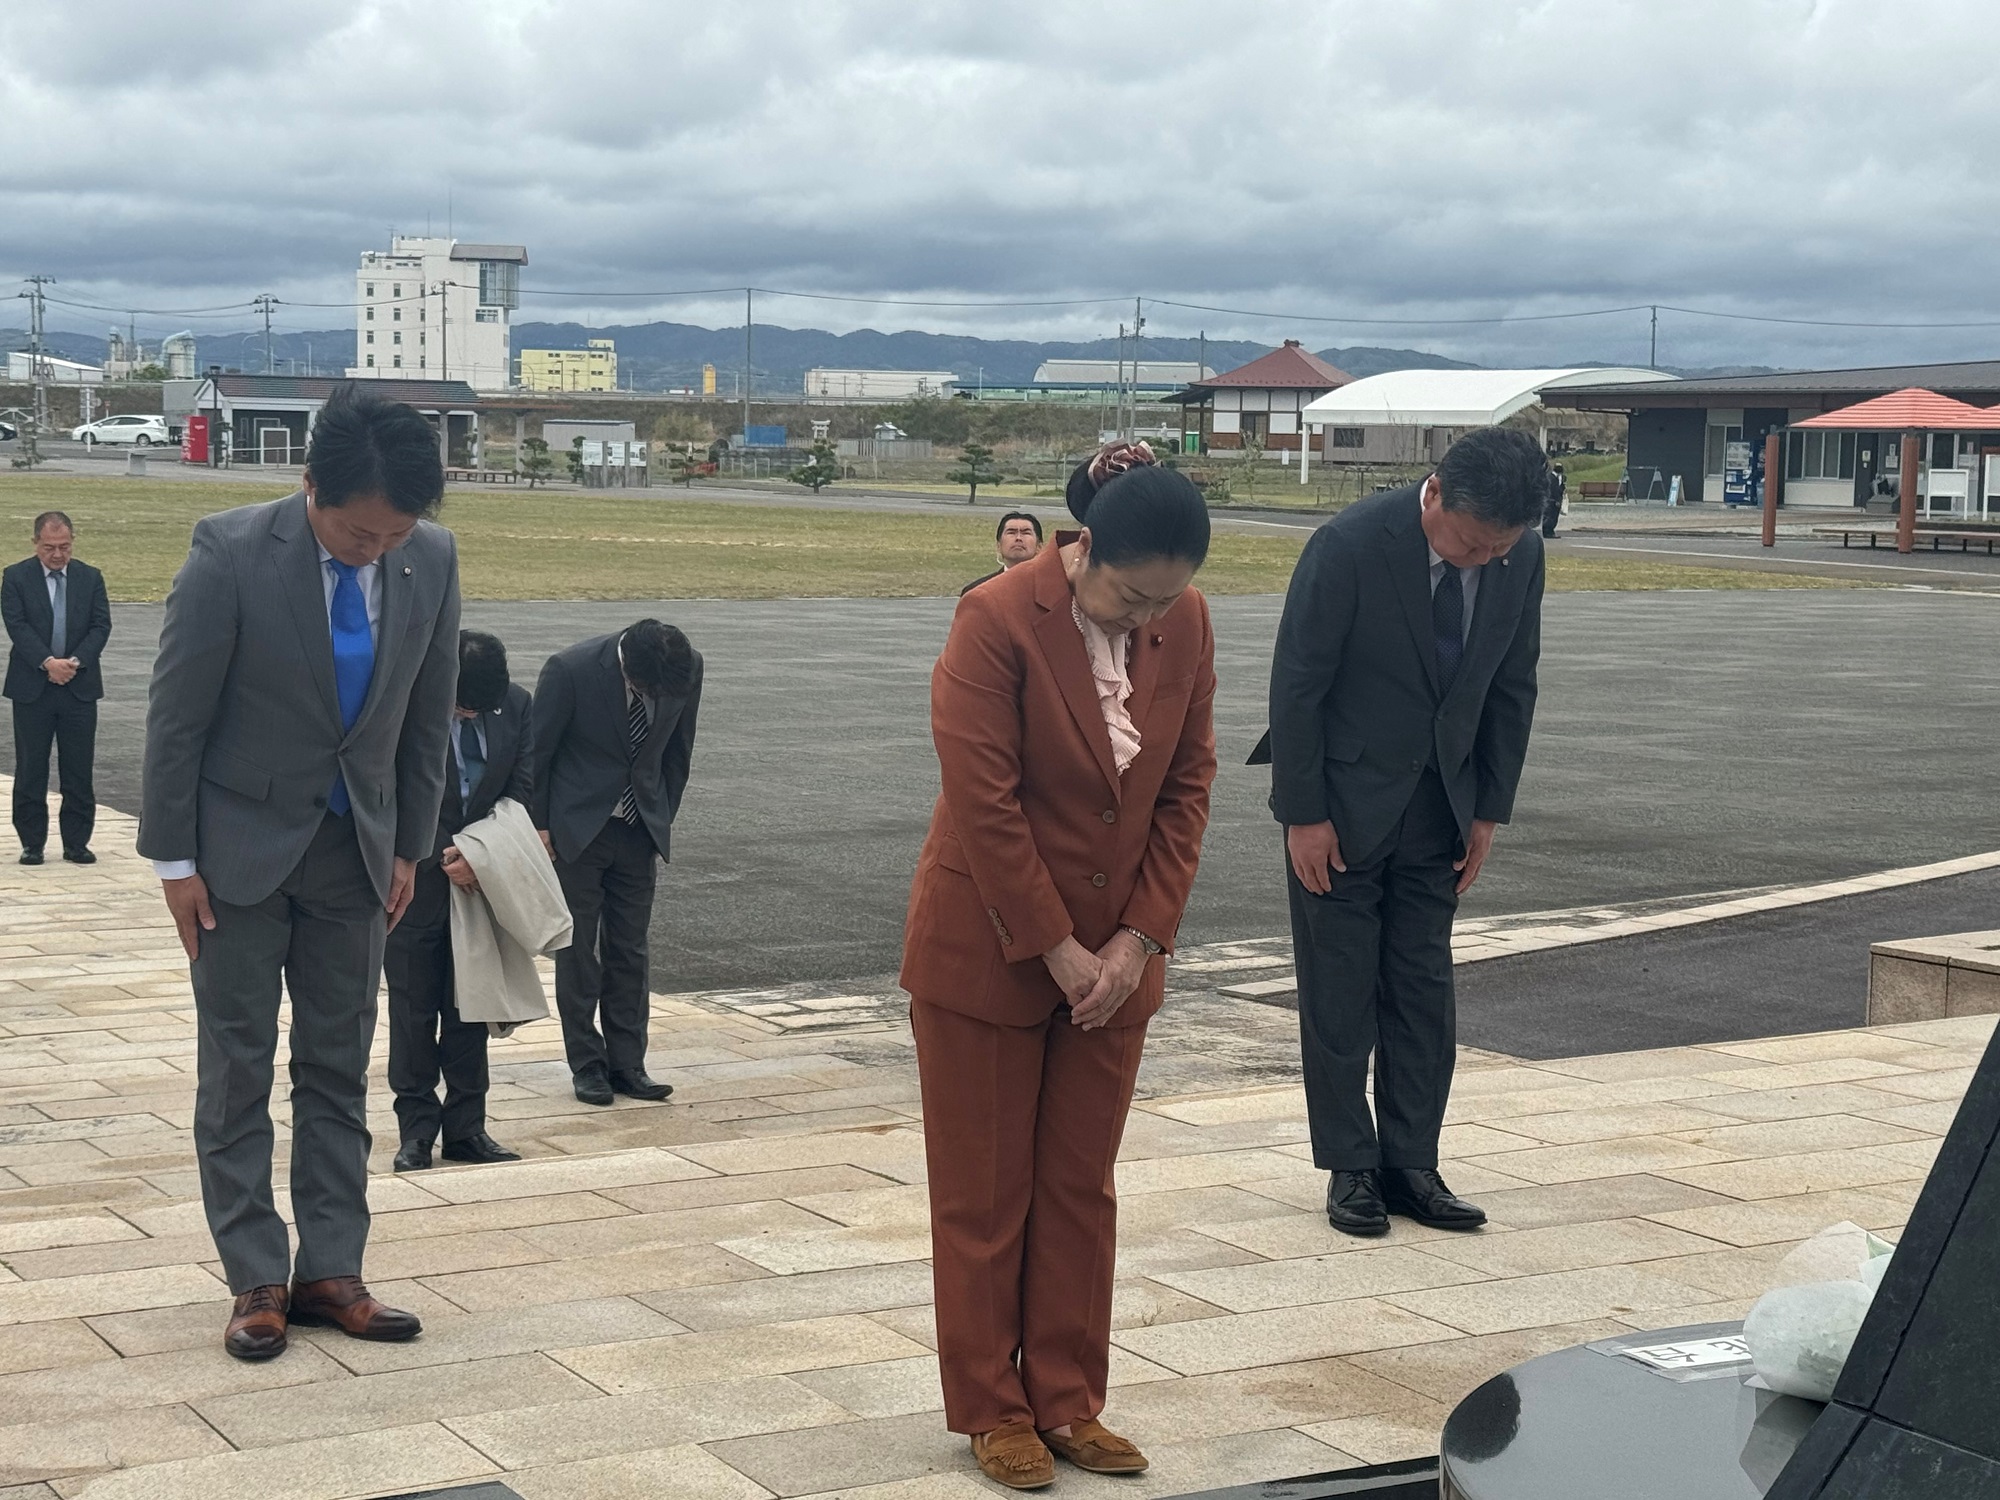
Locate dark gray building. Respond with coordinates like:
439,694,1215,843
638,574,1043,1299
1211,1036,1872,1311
1544,360,2000,513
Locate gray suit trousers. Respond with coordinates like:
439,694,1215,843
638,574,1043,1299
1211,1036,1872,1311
191,814,384,1292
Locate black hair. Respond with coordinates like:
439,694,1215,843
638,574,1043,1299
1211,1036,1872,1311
1070,464,1210,571
619,618,695,698
995,510,1043,542
456,630,510,713
304,385,446,517
33,511,73,538
1435,427,1551,530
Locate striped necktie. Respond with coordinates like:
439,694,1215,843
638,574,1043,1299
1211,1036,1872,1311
613,689,648,824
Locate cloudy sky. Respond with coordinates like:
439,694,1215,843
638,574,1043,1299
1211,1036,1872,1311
5,0,1997,368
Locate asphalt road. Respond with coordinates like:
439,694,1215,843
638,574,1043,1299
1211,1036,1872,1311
17,588,2000,994
1458,866,2000,1060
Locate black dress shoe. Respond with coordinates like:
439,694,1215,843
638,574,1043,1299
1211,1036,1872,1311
392,1139,432,1172
573,1068,614,1107
1326,1169,1389,1237
18,849,42,866
61,847,95,864
441,1132,521,1163
1382,1167,1487,1231
609,1070,674,1102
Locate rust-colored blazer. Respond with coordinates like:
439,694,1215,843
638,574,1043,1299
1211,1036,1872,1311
900,536,1218,1028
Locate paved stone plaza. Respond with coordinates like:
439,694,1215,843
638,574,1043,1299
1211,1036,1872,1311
0,794,1990,1499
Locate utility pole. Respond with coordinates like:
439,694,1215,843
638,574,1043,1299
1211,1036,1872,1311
253,293,277,373
431,280,450,382
1649,304,1659,371
24,275,53,459
743,287,753,440
1131,296,1145,442
1115,324,1127,443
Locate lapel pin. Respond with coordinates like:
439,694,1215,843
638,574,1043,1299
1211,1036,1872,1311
402,565,412,576
1151,633,1163,646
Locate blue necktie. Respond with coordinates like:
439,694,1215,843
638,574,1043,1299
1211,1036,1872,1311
458,717,485,801
48,571,66,658
326,560,375,815
1433,565,1465,695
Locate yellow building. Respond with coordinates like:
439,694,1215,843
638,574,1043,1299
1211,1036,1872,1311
518,339,617,392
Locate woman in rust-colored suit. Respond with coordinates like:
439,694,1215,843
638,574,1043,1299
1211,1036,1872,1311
902,454,1218,1489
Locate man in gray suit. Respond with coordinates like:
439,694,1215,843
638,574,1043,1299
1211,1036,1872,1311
531,619,701,1107
1258,427,1547,1239
139,390,461,1360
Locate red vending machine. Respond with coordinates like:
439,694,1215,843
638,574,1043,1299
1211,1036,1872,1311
182,414,209,464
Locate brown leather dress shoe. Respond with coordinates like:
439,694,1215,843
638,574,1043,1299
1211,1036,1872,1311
1042,1418,1149,1474
288,1275,422,1342
224,1283,289,1361
971,1421,1056,1490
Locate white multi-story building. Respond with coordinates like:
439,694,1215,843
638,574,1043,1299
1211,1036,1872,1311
344,236,526,390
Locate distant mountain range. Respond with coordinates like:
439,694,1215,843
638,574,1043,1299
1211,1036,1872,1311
4,322,1778,392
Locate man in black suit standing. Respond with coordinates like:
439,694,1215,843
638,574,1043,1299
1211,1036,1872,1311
959,511,1043,595
387,629,532,1172
531,618,701,1107
1262,427,1547,1238
3,511,112,865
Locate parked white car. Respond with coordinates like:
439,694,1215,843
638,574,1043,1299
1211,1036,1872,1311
71,414,171,446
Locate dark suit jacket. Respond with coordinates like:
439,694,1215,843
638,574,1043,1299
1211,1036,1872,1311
1260,483,1543,862
959,569,1003,597
2,557,112,703
404,682,535,931
529,632,702,864
900,536,1218,1028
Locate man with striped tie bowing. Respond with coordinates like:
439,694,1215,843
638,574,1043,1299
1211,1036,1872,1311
139,389,460,1359
530,619,702,1107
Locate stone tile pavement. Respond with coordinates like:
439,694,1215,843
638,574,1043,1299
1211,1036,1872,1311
0,795,1991,1499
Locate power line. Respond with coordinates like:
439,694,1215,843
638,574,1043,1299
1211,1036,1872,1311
1145,297,1656,326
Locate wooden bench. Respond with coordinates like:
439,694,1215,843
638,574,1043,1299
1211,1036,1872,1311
1827,527,2000,553
444,468,521,484
1577,481,1622,499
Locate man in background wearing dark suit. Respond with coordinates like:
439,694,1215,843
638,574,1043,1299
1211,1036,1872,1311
1262,427,1548,1238
959,510,1043,595
532,618,701,1107
387,630,531,1172
3,511,112,865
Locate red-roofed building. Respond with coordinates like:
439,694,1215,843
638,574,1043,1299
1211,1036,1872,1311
1168,340,1353,452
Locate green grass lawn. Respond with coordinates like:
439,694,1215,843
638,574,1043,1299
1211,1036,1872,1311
0,473,1862,602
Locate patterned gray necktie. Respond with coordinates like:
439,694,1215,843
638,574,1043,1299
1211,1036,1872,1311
48,571,66,658
613,690,647,824
1433,565,1464,694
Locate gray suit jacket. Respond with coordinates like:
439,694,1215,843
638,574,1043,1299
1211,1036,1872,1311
138,491,462,906
1258,483,1543,863
529,632,702,864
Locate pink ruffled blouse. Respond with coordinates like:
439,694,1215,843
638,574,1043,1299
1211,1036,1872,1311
1071,597,1140,774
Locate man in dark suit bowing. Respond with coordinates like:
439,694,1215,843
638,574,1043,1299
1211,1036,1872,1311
3,511,112,864
386,629,532,1171
532,618,701,1107
1260,426,1547,1238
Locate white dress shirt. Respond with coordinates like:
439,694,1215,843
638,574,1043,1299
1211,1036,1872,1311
153,543,382,881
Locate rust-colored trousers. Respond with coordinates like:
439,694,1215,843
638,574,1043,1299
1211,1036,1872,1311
912,998,1148,1434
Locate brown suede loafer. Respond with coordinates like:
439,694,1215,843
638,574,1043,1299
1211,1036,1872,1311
288,1275,422,1342
223,1283,289,1361
971,1421,1056,1490
1042,1418,1149,1474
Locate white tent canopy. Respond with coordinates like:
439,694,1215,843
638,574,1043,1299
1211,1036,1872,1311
1300,367,1675,429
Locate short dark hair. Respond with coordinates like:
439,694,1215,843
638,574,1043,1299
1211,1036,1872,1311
1071,463,1210,571
33,511,73,539
1435,428,1550,530
304,385,446,517
619,618,695,698
995,510,1043,542
457,630,510,713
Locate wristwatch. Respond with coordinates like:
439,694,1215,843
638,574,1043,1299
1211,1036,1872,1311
1120,925,1165,956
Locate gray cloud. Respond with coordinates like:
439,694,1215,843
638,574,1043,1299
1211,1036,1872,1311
4,0,1997,368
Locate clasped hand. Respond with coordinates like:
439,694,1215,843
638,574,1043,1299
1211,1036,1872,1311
1042,930,1150,1030
43,657,77,686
